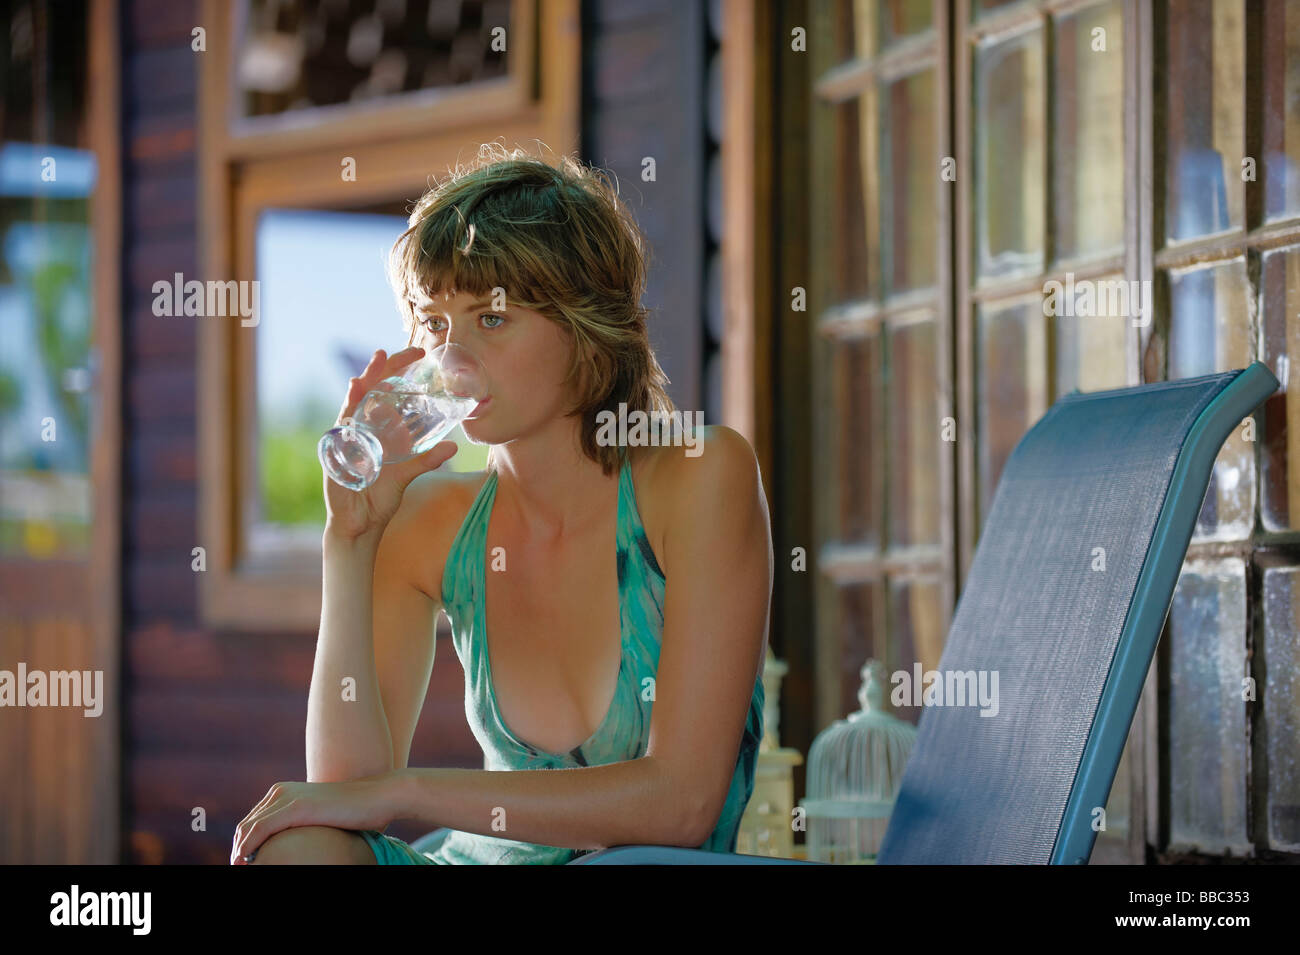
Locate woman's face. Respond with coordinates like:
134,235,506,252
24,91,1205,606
411,288,578,446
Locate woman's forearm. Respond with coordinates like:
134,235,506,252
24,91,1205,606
305,527,394,783
389,757,703,851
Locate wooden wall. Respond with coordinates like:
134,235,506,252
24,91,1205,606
120,0,711,864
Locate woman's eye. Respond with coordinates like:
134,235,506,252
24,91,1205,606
419,313,504,333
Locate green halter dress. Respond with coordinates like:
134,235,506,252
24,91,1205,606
356,448,766,864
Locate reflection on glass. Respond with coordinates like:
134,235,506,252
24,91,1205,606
887,577,947,727
1260,248,1300,531
834,0,875,63
255,208,488,530
838,581,883,719
1164,0,1244,242
1054,1,1125,260
1260,563,1300,850
975,29,1045,279
834,335,880,547
888,320,939,547
833,96,879,302
834,578,888,858
1167,261,1252,541
1054,276,1131,397
882,69,937,294
1262,0,1300,221
0,145,97,559
879,0,931,47
1167,559,1249,855
1099,725,1134,848
976,299,1047,531
972,0,1030,19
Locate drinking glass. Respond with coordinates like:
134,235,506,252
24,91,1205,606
317,343,487,491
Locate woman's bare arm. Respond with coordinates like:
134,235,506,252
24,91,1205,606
305,478,441,784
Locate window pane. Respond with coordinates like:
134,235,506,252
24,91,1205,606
882,69,937,295
1260,562,1300,851
833,0,875,63
837,581,884,719
1096,724,1135,852
0,159,96,559
976,298,1047,531
1167,558,1250,856
1163,0,1245,242
1053,1,1125,261
1054,285,1131,397
833,335,880,547
1261,247,1300,531
971,0,1031,20
1262,0,1300,221
974,29,1045,280
1,6,95,561
1167,260,1253,541
831,97,879,303
254,208,488,534
879,0,932,47
237,0,511,118
888,319,939,547
887,576,948,726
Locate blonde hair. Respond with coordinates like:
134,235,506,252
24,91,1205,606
387,143,675,477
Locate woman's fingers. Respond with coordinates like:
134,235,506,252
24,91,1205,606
232,803,296,865
387,440,458,488
380,345,426,376
334,379,364,428
334,350,383,424
332,347,423,427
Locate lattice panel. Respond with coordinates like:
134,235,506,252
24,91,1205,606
237,0,512,116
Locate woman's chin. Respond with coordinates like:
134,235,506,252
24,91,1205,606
458,420,490,443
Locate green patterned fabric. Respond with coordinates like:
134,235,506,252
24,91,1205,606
358,447,765,864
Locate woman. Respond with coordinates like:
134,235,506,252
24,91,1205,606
231,145,772,864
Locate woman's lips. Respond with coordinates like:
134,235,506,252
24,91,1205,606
468,397,491,417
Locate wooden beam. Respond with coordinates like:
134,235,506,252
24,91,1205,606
88,0,123,866
721,0,772,499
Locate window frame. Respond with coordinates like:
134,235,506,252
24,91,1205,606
195,0,580,630
1147,0,1300,858
808,0,1150,863
809,0,957,732
801,0,1300,866
954,0,1146,866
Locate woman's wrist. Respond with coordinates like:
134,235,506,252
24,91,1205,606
323,521,385,551
379,768,411,826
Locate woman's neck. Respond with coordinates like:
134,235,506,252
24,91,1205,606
490,435,621,543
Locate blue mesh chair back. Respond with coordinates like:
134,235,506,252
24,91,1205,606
876,362,1278,864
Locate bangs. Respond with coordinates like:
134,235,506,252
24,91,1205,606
388,197,557,331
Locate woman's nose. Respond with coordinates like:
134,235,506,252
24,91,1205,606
440,318,469,347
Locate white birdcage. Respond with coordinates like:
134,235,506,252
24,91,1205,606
799,659,917,864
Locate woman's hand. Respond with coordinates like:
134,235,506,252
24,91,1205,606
324,346,458,542
230,774,399,864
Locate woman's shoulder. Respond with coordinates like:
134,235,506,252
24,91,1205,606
630,425,759,558
396,467,490,527
635,425,758,496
